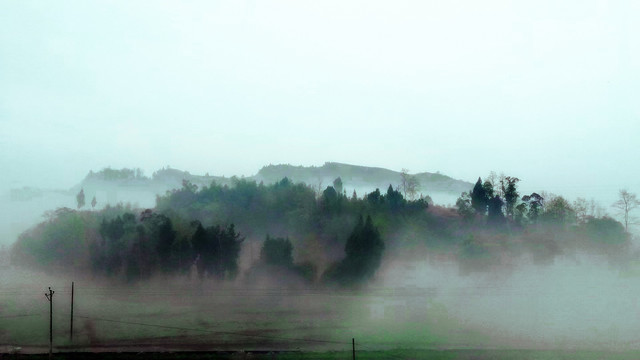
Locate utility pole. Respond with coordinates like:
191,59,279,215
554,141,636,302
44,287,54,359
70,282,74,342
352,338,356,360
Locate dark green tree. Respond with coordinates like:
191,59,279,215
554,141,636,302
487,196,505,225
142,212,176,273
322,186,340,213
482,180,495,199
260,235,294,267
366,188,382,205
191,222,243,280
503,177,520,219
385,185,404,211
471,177,488,214
522,193,544,223
323,215,384,286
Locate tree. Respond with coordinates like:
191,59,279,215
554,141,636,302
456,192,474,221
573,197,589,224
400,169,420,200
486,171,497,190
323,215,384,286
503,177,520,219
315,178,324,198
482,180,495,199
76,188,85,209
344,215,384,281
321,186,340,213
514,203,527,225
541,196,575,226
487,195,505,225
584,216,628,245
142,212,176,273
612,190,640,232
522,193,544,223
471,177,488,215
191,222,243,280
333,177,343,196
366,188,382,205
260,235,294,267
385,185,404,211
91,196,97,210
497,172,507,198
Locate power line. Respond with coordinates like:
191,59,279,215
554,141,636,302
0,313,44,319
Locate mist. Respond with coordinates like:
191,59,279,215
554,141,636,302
3,242,640,353
375,252,640,350
2,0,640,357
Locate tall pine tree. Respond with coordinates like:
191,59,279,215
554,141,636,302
471,178,488,215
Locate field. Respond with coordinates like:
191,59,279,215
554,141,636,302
0,267,452,354
7,350,640,360
4,256,640,358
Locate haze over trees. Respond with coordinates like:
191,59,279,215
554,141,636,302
8,167,636,289
322,215,385,287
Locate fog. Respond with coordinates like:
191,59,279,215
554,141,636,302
3,243,640,352
376,254,640,350
0,188,156,247
2,0,640,356
1,0,639,203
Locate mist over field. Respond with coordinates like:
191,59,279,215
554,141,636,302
3,247,640,353
2,166,640,358
2,1,640,358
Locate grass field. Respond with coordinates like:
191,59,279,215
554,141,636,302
7,350,640,360
4,259,640,357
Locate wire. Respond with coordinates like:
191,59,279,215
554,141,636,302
0,313,44,319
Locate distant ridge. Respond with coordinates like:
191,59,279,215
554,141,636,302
8,163,472,203
254,162,472,195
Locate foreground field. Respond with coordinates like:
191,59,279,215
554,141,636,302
4,257,640,355
7,350,640,360
0,267,474,353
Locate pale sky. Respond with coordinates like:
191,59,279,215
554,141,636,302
1,0,639,205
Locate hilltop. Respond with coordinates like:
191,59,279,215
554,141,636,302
254,162,471,196
73,162,471,202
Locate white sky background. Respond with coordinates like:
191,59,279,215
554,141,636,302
1,0,639,205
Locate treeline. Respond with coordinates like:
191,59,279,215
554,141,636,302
10,174,633,286
12,177,427,286
455,175,631,271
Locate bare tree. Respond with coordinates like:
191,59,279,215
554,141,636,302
400,169,420,200
612,189,639,232
486,171,497,190
400,168,410,197
573,197,589,224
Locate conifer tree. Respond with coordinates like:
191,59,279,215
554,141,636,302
471,177,488,214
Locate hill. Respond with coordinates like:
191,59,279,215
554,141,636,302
67,163,471,204
254,162,472,196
